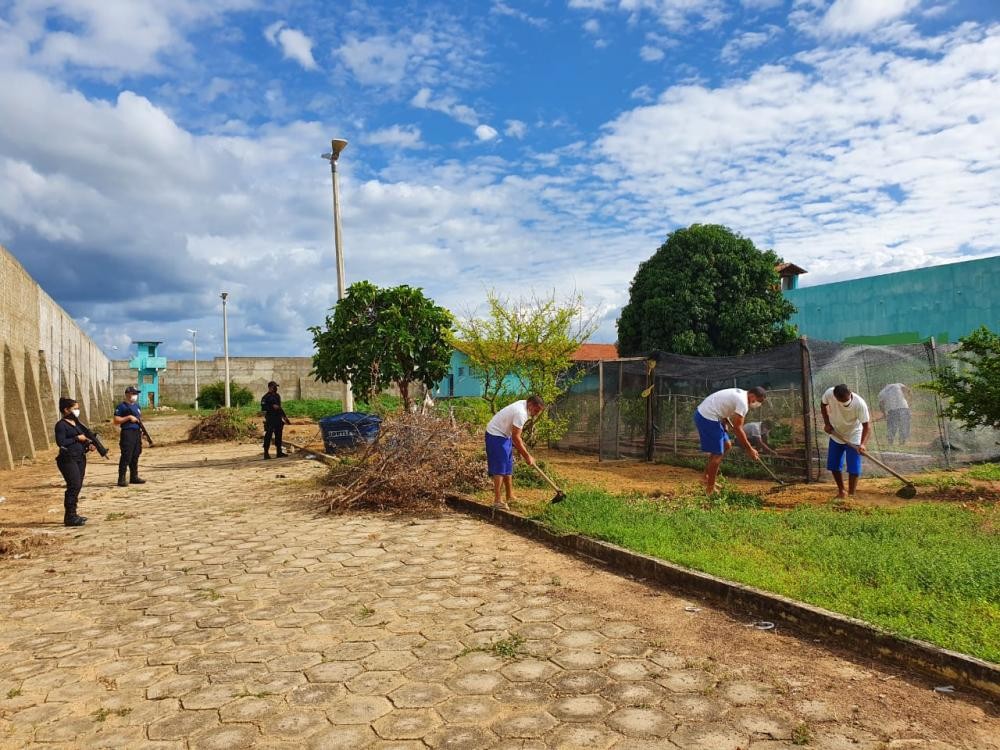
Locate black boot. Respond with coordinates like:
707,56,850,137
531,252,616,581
117,473,128,487
129,477,146,484
263,453,271,460
64,514,86,527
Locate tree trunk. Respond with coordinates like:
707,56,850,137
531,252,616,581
399,381,412,413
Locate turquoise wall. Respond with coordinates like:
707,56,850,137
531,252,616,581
433,350,523,399
784,255,1000,345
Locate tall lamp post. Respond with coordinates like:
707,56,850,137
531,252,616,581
187,329,199,410
220,293,231,408
321,138,355,413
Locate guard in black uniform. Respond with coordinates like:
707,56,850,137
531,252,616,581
261,381,290,459
114,385,146,486
54,397,108,526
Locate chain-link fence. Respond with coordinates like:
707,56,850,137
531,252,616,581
551,338,999,480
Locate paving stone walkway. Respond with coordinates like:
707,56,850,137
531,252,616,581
0,440,996,749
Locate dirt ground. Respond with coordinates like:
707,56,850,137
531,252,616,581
0,413,997,748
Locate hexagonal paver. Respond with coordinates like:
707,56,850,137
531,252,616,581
346,671,407,695
552,651,609,670
669,722,750,749
606,659,656,681
306,661,365,684
658,669,716,693
308,723,378,749
373,708,442,740
363,650,418,671
513,608,560,623
426,726,498,750
549,670,609,695
389,682,451,708
546,723,622,749
515,622,561,639
220,696,280,723
148,710,221,740
495,681,554,706
325,641,378,661
548,694,615,722
448,671,506,695
268,652,323,672
492,712,558,739
602,680,667,707
327,695,394,724
554,631,605,649
288,682,348,706
437,695,504,725
607,707,674,738
190,723,260,750
501,659,559,683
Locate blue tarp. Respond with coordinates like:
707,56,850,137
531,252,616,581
318,412,382,454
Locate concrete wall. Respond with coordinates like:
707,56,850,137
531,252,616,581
112,357,348,406
785,255,1000,344
1,244,113,470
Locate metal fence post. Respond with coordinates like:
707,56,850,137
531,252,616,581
800,336,813,483
598,360,604,462
927,337,952,468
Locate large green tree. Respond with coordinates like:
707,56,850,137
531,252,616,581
926,326,1000,431
310,282,453,412
617,224,797,356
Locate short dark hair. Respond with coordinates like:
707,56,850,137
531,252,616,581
58,397,77,413
747,386,767,400
526,395,545,409
833,384,851,400
267,381,278,388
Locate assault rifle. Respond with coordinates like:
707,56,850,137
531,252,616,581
135,417,154,447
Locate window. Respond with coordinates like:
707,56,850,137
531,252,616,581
458,367,465,377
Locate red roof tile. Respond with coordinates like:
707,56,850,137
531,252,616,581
572,343,618,361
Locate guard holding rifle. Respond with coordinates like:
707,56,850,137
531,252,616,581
261,381,290,459
55,397,109,527
114,385,148,486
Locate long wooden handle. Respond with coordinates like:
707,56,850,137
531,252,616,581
830,430,913,485
532,463,562,492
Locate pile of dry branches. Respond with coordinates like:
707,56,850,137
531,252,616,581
322,411,486,511
0,529,59,559
188,408,260,443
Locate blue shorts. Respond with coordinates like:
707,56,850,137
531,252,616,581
485,433,513,476
827,439,862,475
694,411,731,455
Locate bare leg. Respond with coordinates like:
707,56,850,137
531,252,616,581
492,475,503,506
503,475,514,503
704,454,724,494
831,470,846,498
848,473,859,496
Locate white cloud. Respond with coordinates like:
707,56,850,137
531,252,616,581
491,1,547,27
569,0,729,32
0,0,253,77
336,34,412,86
741,0,784,9
597,24,1000,284
639,44,665,61
264,21,318,71
411,87,481,127
505,120,528,138
720,24,782,63
361,124,423,149
821,0,921,35
475,124,499,141
583,19,601,33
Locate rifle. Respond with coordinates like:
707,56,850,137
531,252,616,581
87,433,111,458
136,417,154,447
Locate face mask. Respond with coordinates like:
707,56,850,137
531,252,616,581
749,401,762,410
71,408,80,418
130,395,138,403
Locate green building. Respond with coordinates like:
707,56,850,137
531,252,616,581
783,255,1000,344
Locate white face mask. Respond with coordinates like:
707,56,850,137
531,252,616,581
749,401,762,410
71,408,80,418
130,395,138,403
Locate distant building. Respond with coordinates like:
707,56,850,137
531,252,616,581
781,254,1000,345
128,341,167,407
434,343,619,399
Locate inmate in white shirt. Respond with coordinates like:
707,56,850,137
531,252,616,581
697,388,750,422
821,387,870,445
878,383,909,412
486,400,530,438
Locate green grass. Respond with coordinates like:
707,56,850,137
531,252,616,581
536,486,1000,663
969,463,1000,481
281,399,343,420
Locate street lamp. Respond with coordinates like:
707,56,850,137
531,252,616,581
220,293,231,408
321,138,355,413
187,329,199,410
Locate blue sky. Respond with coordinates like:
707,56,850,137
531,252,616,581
1,0,998,359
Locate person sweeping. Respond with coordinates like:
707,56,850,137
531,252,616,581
484,395,545,510
693,386,767,494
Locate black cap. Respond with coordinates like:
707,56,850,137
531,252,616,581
125,386,140,394
267,381,279,388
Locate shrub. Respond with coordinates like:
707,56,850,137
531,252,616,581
188,408,260,442
197,381,254,410
281,399,344,421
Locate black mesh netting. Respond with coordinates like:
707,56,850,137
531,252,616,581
552,339,998,480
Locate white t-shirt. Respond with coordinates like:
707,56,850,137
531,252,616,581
744,422,762,439
878,383,909,411
822,388,870,444
486,400,530,438
697,388,750,422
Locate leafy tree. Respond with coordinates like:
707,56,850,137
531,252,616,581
926,326,1000,431
309,282,453,412
197,381,254,410
617,224,798,356
453,291,597,444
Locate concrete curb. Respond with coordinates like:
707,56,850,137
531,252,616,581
445,493,1000,703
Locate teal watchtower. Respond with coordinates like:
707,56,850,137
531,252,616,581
128,341,167,407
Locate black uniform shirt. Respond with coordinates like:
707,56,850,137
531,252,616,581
54,418,98,459
261,391,283,423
